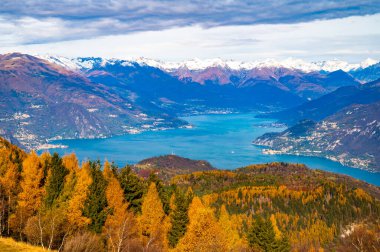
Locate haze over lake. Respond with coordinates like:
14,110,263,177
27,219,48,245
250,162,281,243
48,113,380,186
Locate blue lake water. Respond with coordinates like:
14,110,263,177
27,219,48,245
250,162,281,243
48,113,380,186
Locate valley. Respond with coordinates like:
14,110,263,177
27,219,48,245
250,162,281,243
1,52,380,179
47,113,380,185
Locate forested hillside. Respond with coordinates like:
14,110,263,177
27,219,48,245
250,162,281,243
0,137,379,251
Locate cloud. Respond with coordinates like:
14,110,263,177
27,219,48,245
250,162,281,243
2,14,379,62
0,0,379,45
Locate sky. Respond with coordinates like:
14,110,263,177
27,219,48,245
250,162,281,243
1,0,380,62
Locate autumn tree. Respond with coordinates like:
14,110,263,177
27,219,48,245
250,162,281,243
10,151,45,239
147,173,172,215
63,231,106,252
62,153,79,173
139,182,168,251
66,161,92,230
175,197,228,252
54,153,79,206
103,161,138,252
24,207,69,250
0,148,20,235
335,223,380,252
218,205,247,251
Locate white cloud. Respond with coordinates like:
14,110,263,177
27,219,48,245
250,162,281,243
1,14,379,62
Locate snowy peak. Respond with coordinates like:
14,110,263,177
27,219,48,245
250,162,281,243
37,55,136,71
360,58,378,68
135,57,379,72
37,54,379,73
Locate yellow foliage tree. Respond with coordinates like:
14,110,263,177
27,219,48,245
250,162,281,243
10,151,45,238
175,197,228,252
66,161,92,230
270,214,282,240
103,161,138,252
292,219,335,250
0,149,20,235
19,152,45,212
62,153,79,173
139,182,168,251
218,205,247,251
58,154,80,203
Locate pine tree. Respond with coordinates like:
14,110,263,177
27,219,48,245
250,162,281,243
44,153,69,208
118,166,145,213
247,216,290,252
168,189,190,248
83,160,108,233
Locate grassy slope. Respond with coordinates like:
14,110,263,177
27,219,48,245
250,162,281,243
0,238,50,252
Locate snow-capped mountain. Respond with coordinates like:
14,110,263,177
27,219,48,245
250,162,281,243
37,54,378,73
145,57,378,73
37,55,134,70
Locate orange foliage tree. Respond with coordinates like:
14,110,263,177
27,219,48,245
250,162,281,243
103,161,138,251
139,182,169,251
66,161,93,230
175,197,228,252
9,151,45,239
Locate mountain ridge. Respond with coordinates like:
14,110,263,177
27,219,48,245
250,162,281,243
39,54,378,73
254,102,380,172
258,82,380,125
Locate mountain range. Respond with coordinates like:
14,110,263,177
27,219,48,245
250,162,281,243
258,79,380,125
254,102,380,172
41,55,377,74
1,52,379,157
254,79,380,172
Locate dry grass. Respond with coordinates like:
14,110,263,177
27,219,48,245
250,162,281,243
0,237,49,252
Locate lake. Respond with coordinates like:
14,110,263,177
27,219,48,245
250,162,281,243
48,113,380,186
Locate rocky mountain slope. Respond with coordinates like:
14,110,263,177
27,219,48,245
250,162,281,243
43,55,369,100
1,53,378,151
169,66,360,99
79,57,304,113
254,102,380,172
258,81,380,125
0,53,186,149
43,55,377,74
350,62,380,82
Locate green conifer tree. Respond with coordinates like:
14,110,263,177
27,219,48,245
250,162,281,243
44,153,68,208
83,161,108,233
118,166,145,213
168,189,190,248
247,216,290,252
